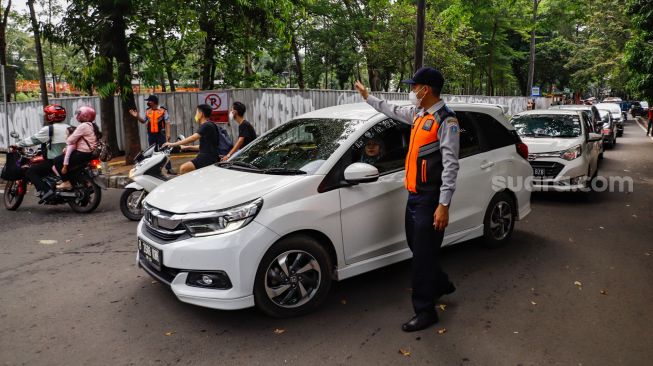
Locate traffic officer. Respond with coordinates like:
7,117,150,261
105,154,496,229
129,95,175,174
355,67,460,332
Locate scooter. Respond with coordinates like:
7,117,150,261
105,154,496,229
119,136,183,220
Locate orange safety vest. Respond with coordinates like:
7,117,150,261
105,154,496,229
404,106,456,193
146,108,166,134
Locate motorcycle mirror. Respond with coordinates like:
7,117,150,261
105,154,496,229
177,134,185,141
10,132,19,139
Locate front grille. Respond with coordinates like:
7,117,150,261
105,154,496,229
530,161,565,179
145,224,184,241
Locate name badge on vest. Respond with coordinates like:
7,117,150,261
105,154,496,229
422,119,434,131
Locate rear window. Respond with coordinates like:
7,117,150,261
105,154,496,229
463,112,517,151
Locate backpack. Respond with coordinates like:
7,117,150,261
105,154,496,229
214,123,233,156
80,122,113,162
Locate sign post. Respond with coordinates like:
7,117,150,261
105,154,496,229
197,92,229,123
531,86,541,97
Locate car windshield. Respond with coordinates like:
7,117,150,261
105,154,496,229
511,114,581,138
224,118,364,175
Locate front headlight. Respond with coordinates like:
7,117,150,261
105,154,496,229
182,198,263,237
560,145,582,161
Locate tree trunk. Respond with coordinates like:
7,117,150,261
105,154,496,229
159,74,166,92
291,34,305,89
199,18,215,90
27,0,49,109
111,11,140,163
98,26,119,152
414,0,425,72
526,0,539,97
487,20,498,96
0,0,12,66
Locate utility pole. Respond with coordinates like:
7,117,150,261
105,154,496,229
526,0,540,97
414,0,425,72
26,0,49,108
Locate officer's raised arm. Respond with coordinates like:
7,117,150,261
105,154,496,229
355,80,416,124
437,115,461,205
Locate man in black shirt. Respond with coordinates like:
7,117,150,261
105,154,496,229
222,101,257,161
163,104,219,174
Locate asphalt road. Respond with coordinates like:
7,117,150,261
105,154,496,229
1,120,652,366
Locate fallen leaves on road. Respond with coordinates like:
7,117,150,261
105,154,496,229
600,290,607,295
513,331,519,334
398,348,411,356
65,239,71,243
340,299,347,305
164,331,174,336
531,301,537,305
439,304,447,311
574,281,582,289
632,214,638,219
273,328,286,334
599,226,605,230
38,239,57,245
568,238,574,243
437,328,447,334
645,253,651,256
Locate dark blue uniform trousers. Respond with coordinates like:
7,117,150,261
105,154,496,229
148,132,171,170
405,191,451,315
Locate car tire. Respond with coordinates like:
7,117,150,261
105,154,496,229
254,235,333,318
482,192,516,248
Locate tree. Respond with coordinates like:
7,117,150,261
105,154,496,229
625,0,653,101
26,0,48,108
0,0,11,66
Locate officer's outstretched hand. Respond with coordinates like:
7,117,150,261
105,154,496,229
355,80,369,100
434,204,449,231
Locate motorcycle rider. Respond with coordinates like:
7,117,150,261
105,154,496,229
10,105,70,200
53,106,99,191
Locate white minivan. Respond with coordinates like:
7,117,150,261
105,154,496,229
136,102,532,317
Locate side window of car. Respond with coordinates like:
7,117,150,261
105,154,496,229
466,111,516,152
455,112,483,158
351,119,411,175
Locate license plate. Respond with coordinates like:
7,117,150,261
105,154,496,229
138,239,162,271
533,168,546,176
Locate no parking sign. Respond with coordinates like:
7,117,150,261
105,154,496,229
197,92,229,123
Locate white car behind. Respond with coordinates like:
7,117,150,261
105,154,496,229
511,110,602,192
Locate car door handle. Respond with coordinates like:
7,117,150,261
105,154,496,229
480,161,495,169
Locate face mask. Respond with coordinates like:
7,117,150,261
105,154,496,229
409,86,426,107
194,113,201,123
229,111,235,122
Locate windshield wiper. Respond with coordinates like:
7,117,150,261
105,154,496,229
263,167,307,175
216,161,261,171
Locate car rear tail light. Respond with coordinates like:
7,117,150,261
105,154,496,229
516,142,529,160
90,159,101,169
602,129,611,135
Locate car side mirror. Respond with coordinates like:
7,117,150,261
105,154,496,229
344,163,379,184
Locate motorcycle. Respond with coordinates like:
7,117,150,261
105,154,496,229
3,132,105,213
119,136,183,221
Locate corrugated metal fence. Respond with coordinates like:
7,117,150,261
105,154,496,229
0,89,550,150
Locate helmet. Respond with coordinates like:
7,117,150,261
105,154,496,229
75,106,96,122
44,104,66,123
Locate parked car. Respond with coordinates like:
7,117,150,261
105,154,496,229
597,109,617,147
135,101,533,317
511,110,602,192
549,104,605,157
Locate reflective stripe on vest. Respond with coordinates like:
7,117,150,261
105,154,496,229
146,108,165,133
404,114,439,193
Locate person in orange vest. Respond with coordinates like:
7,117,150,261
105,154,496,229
647,105,653,136
129,95,175,174
355,67,460,332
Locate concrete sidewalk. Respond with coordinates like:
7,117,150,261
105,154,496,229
0,152,196,189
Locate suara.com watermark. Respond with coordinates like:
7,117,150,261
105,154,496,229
492,175,634,193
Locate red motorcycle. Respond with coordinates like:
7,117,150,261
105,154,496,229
2,141,104,213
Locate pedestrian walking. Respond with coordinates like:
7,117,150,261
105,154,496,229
647,105,652,136
221,101,257,161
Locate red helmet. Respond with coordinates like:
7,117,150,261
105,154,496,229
44,104,66,123
75,106,96,122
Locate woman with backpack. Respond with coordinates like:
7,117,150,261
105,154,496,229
162,104,220,175
53,106,99,190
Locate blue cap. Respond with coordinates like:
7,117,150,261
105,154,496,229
402,67,445,92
